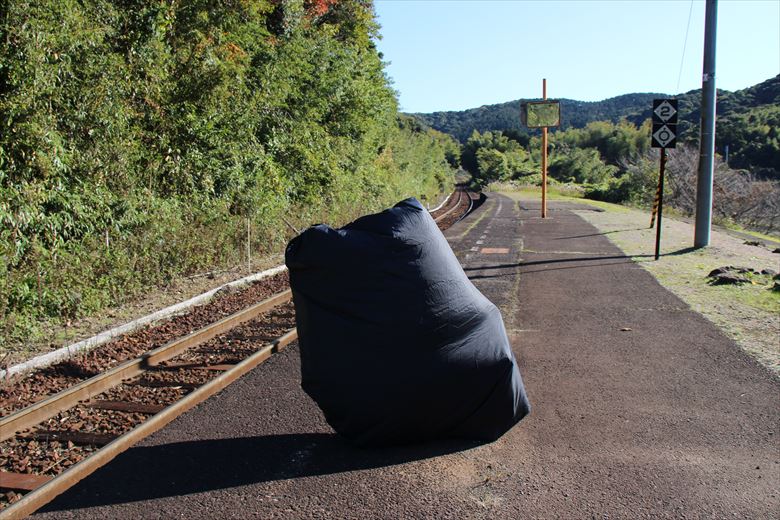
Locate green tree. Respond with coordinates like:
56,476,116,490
548,147,617,185
0,0,457,346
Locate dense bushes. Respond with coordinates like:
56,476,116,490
461,121,779,235
717,104,780,177
0,1,457,346
549,121,650,202
663,145,780,233
417,74,780,182
463,122,646,193
461,130,535,185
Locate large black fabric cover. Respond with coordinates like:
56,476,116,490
285,198,530,446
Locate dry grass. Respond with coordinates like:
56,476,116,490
1,254,285,369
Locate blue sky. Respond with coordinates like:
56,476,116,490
374,0,780,113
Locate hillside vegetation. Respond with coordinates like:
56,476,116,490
0,0,459,348
460,120,778,235
417,75,780,180
416,75,778,236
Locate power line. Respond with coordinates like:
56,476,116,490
676,0,696,93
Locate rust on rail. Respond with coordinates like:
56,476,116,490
0,289,291,443
0,472,53,493
1,328,298,519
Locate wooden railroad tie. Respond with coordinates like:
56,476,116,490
86,400,166,414
24,430,118,447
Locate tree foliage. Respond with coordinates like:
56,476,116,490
414,75,780,180
717,104,780,177
461,130,534,185
0,0,458,345
548,147,617,185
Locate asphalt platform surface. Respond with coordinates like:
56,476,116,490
35,193,779,519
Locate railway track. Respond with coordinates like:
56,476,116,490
430,185,475,228
0,188,476,518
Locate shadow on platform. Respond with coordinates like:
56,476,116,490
41,433,480,511
465,247,698,280
552,227,647,240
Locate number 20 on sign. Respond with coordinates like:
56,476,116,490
650,98,677,260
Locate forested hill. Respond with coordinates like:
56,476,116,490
413,75,779,140
414,74,779,175
414,92,661,142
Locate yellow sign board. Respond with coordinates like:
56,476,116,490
521,101,561,128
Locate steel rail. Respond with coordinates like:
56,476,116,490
1,189,475,516
0,289,292,442
456,191,476,223
1,266,289,381
0,329,298,519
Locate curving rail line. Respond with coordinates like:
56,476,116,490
431,187,464,223
0,187,477,519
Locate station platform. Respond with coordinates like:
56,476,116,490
36,193,779,519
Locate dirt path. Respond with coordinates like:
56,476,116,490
35,194,779,519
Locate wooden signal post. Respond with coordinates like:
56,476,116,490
520,80,558,219
541,79,548,218
653,149,667,260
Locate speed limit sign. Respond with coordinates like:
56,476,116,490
651,98,677,149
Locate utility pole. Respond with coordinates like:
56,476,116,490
695,0,718,248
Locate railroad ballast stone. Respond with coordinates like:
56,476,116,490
0,272,290,416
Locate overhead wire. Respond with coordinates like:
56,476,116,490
676,0,696,94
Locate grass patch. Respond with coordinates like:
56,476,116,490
517,190,780,376
727,282,780,314
714,221,780,244
488,182,584,200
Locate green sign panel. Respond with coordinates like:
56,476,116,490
521,101,561,128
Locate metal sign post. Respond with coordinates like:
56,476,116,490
520,79,560,218
650,98,678,260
